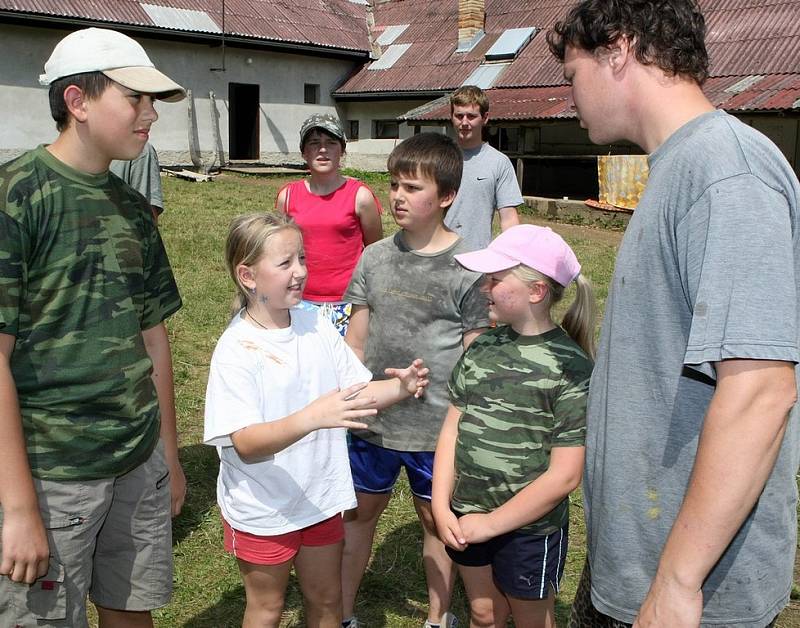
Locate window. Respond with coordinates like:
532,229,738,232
373,119,399,139
304,83,320,104
349,120,360,141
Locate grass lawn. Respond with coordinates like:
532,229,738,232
144,172,799,626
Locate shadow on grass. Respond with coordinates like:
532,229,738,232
173,443,219,546
182,584,245,627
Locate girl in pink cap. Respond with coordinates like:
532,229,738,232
276,114,383,335
431,224,596,628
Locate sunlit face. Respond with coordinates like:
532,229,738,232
451,103,488,149
563,44,620,146
481,269,536,326
241,229,307,319
302,129,343,174
389,169,454,231
85,82,158,162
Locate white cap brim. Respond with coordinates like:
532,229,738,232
103,67,186,102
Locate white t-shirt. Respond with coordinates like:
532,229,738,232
204,307,372,535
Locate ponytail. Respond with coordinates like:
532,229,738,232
512,265,597,359
561,273,597,359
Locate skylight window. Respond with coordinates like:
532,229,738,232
140,3,220,32
462,63,511,89
485,27,537,60
377,25,409,46
724,75,765,94
368,44,412,70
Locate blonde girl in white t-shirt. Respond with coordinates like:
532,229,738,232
204,213,429,628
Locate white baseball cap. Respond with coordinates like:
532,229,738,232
39,28,186,102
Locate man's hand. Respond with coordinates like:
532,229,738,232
634,572,702,628
0,506,49,584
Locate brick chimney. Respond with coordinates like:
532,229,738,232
458,0,485,48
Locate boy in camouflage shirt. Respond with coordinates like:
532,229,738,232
0,28,185,627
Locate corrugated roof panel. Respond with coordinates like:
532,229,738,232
462,62,510,89
724,74,765,93
0,0,371,52
368,43,412,70
377,24,409,46
140,3,220,33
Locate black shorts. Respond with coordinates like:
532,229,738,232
446,521,568,600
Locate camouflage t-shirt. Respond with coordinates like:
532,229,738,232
448,325,592,535
0,146,181,480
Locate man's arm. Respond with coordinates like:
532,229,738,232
497,206,520,232
0,333,49,584
345,304,369,363
635,359,797,627
142,323,185,517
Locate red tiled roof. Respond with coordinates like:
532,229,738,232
0,0,372,53
336,0,800,110
403,74,800,122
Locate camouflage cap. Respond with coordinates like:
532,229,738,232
299,113,346,146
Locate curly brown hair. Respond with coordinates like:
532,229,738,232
547,0,709,84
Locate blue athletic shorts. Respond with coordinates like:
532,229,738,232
446,521,569,600
348,434,434,500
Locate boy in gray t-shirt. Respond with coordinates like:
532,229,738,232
341,133,489,628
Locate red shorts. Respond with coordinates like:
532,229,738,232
222,514,345,565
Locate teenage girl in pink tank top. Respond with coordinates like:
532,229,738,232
276,114,383,335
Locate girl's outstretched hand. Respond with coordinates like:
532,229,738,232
305,383,377,430
384,358,430,398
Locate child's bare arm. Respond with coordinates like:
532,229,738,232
345,305,369,362
142,322,186,517
361,359,429,409
458,445,585,543
230,382,376,462
431,404,466,549
0,333,49,584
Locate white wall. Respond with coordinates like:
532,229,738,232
338,100,447,170
0,22,359,166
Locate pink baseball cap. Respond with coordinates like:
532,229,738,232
454,224,581,287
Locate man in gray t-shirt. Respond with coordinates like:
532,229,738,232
550,2,800,627
446,86,522,251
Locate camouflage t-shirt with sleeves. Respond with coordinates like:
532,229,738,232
448,325,592,535
0,146,181,480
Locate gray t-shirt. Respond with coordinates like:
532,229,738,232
586,110,800,626
344,233,490,451
110,143,164,214
445,143,523,251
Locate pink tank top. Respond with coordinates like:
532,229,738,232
281,177,382,302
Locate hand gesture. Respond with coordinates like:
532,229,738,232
0,507,49,584
385,358,430,399
305,383,377,430
433,508,467,551
458,512,498,544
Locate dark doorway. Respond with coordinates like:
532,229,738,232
229,83,259,160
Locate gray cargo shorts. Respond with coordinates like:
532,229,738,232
0,439,173,627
